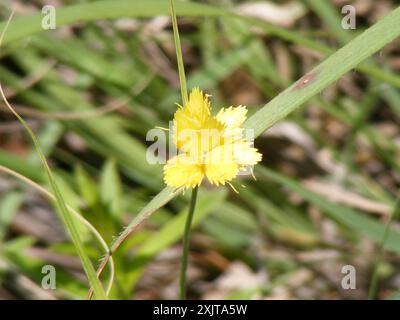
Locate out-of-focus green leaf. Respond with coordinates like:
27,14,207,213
257,167,400,254
0,191,23,242
100,159,123,221
74,165,98,208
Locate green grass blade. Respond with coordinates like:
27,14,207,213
0,191,23,242
170,0,188,105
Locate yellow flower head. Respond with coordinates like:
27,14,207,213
164,88,262,189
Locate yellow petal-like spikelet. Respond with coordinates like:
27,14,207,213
217,105,248,142
173,88,216,151
164,154,204,188
204,145,239,186
216,105,247,129
186,87,211,121
233,140,262,167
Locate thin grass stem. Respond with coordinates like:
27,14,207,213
169,0,188,105
179,186,198,300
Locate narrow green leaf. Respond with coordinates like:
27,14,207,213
0,192,23,242
170,0,188,105
100,159,123,220
75,165,98,208
111,187,181,251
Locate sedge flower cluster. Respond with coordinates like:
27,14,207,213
164,88,262,189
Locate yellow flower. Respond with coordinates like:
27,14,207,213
164,88,262,189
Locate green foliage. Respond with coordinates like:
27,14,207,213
1,0,399,299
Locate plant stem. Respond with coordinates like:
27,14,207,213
169,0,188,105
179,186,198,300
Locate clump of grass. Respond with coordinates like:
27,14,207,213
1,1,400,300
0,10,111,300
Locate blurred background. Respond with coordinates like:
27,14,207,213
0,0,399,299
